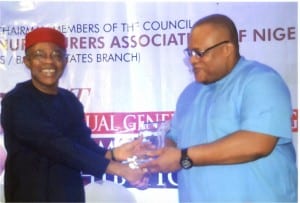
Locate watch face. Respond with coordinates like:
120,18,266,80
181,158,192,169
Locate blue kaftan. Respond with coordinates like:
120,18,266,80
168,57,297,202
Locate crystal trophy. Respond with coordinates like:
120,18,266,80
124,120,171,169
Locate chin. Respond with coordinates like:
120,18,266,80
194,76,205,83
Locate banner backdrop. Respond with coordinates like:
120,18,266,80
0,1,297,202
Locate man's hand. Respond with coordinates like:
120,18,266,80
106,160,150,190
140,146,181,173
124,166,150,190
113,136,154,162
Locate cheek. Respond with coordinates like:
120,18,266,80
58,60,67,70
211,65,228,80
57,64,66,73
201,61,225,82
203,60,219,75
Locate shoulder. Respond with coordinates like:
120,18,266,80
177,82,203,105
58,88,83,107
183,81,203,92
2,80,32,103
238,57,282,79
58,87,77,99
180,82,202,96
235,57,288,89
236,58,291,101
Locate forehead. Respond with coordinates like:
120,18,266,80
189,23,228,47
27,42,64,52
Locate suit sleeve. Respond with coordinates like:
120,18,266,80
1,92,109,178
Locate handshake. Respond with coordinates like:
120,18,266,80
106,121,172,189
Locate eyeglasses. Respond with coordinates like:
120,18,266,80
27,50,66,62
184,40,230,58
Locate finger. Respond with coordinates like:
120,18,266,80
142,167,149,174
135,136,143,144
141,142,156,150
135,176,150,190
146,148,163,157
140,162,159,173
148,167,159,173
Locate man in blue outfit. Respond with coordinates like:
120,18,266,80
143,14,297,202
1,27,148,202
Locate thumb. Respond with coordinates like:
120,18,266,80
146,148,163,157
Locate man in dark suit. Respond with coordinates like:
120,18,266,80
1,27,148,202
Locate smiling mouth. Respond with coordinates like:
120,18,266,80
193,68,202,73
41,69,55,76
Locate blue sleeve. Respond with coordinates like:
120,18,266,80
240,68,293,141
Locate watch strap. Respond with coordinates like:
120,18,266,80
180,148,193,169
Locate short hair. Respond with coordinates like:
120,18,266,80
192,14,239,54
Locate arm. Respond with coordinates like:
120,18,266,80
106,161,148,188
3,95,148,187
1,94,110,177
103,137,150,188
188,130,278,165
143,67,291,172
106,136,154,161
166,137,177,147
143,131,277,173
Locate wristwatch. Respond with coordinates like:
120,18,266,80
180,148,193,169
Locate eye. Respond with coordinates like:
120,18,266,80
184,49,205,58
27,50,66,62
31,51,46,60
51,51,65,60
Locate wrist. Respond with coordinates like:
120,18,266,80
107,161,126,176
180,148,193,169
111,149,117,161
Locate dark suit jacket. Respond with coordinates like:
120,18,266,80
1,80,110,202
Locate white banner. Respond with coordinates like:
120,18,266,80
0,2,297,202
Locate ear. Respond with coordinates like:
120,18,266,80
23,56,31,70
224,43,234,57
62,57,68,67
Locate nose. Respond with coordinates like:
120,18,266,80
189,55,201,65
43,56,55,63
41,54,63,63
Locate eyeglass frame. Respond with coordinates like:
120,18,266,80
25,49,67,63
184,40,230,58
